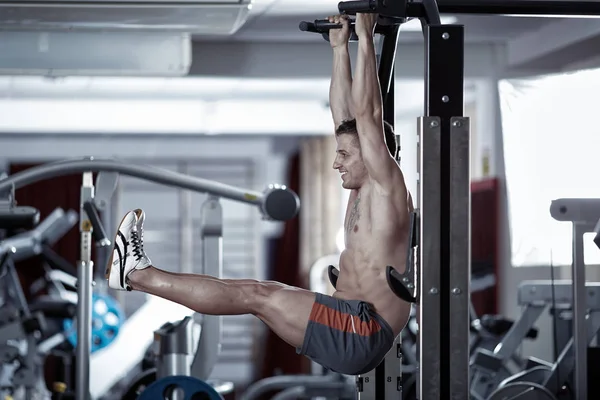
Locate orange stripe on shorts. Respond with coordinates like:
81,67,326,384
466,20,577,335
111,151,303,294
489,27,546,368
309,303,382,336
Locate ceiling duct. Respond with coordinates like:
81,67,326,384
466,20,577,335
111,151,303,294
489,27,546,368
0,0,252,35
0,31,192,76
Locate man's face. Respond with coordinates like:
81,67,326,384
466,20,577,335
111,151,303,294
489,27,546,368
332,133,368,190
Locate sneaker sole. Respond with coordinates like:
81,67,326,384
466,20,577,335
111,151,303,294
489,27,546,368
105,212,133,281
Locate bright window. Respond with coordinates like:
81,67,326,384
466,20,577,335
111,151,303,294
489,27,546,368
500,70,600,267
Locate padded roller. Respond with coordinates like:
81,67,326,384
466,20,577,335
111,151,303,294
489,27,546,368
338,0,377,14
0,206,40,230
29,297,77,319
262,186,300,221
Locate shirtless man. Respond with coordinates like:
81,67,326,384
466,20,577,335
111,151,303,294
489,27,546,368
105,12,412,375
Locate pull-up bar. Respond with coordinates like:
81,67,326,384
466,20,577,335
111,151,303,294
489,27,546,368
0,158,300,222
302,0,600,42
434,0,600,17
331,0,600,18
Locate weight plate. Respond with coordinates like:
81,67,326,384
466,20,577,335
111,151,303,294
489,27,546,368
62,293,124,353
138,375,224,400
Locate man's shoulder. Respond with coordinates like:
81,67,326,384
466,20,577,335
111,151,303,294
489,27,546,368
368,167,406,197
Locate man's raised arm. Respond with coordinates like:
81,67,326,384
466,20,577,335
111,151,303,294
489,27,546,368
328,15,353,129
351,13,397,187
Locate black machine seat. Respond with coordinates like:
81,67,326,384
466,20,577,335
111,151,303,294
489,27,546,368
327,265,415,303
0,206,40,231
29,297,77,320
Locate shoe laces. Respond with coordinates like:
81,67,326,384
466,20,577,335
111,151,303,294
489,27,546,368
131,230,144,262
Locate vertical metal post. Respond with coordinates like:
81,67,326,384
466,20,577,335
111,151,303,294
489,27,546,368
448,117,470,399
190,195,223,380
378,25,400,110
423,25,464,117
418,23,467,400
385,336,403,397
385,66,395,127
356,368,376,399
572,222,587,400
77,171,94,400
417,116,442,400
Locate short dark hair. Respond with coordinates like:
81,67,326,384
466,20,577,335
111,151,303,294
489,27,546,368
335,119,397,159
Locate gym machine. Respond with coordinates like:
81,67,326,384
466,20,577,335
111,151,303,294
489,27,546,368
485,281,600,399
0,208,78,264
548,198,600,399
469,312,539,399
0,157,300,400
0,173,39,232
0,208,80,400
469,198,600,400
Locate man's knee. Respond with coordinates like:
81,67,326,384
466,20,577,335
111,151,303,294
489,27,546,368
239,280,287,315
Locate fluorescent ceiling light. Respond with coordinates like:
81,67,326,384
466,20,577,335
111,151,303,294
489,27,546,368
401,16,457,31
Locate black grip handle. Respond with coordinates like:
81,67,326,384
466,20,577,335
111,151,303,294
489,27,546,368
300,19,360,42
338,0,377,14
299,20,346,33
82,201,111,247
299,21,315,32
314,20,345,31
302,18,388,36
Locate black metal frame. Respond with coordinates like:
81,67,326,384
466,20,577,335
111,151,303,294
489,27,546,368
425,23,465,398
378,24,400,126
434,0,600,16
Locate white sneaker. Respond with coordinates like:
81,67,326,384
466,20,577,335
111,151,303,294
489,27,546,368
133,208,151,266
134,208,146,235
106,210,152,291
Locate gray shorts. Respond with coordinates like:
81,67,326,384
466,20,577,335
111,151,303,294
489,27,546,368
296,292,395,375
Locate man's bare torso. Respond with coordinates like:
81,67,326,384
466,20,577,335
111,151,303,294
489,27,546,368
332,176,411,337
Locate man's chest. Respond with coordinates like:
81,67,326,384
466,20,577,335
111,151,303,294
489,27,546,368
344,192,371,236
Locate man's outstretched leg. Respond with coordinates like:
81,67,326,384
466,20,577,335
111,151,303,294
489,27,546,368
105,209,315,349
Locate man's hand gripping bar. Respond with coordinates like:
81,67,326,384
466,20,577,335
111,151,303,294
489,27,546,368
298,18,390,41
